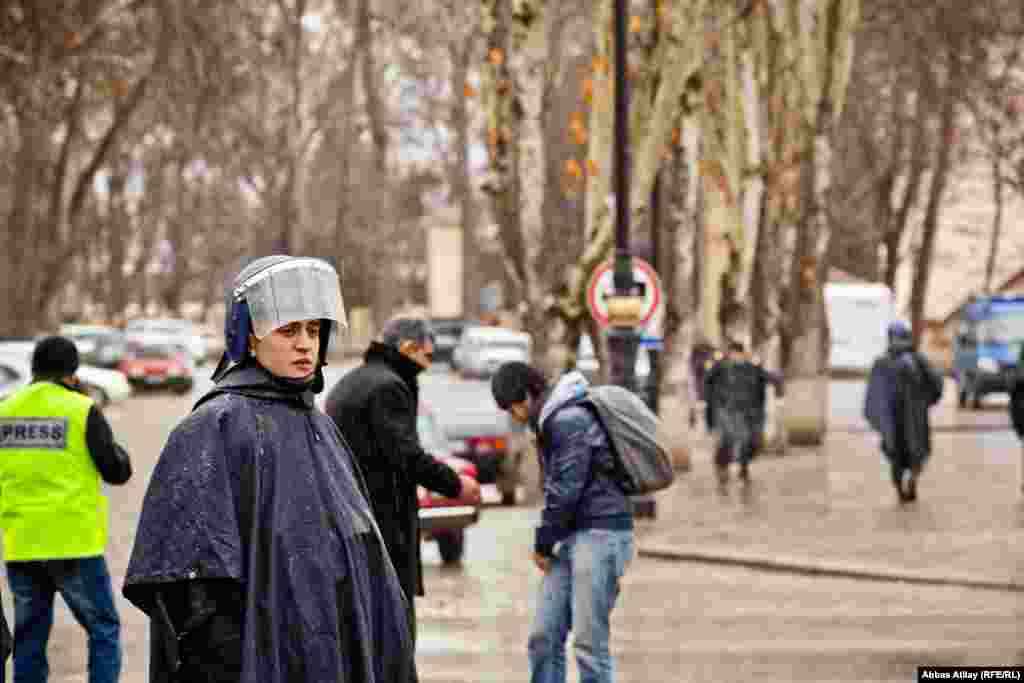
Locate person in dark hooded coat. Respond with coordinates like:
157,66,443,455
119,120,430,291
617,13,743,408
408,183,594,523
123,256,414,683
864,320,944,503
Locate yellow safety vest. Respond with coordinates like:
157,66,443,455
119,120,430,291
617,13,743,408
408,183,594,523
0,382,108,561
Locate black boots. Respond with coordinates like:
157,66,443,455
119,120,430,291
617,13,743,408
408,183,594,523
892,467,919,504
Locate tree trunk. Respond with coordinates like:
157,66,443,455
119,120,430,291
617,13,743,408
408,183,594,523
778,0,860,446
983,153,1004,294
0,115,47,335
451,41,480,319
164,157,189,315
507,0,550,358
106,162,129,320
909,67,958,340
481,0,522,309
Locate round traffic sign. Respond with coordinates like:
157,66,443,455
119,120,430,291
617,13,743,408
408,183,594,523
586,257,663,330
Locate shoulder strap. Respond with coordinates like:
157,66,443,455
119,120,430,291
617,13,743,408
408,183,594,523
578,398,628,491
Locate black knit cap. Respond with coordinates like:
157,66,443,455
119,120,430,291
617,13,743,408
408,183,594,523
32,336,80,379
490,361,547,410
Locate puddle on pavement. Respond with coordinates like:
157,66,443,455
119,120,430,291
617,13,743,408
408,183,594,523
416,631,488,655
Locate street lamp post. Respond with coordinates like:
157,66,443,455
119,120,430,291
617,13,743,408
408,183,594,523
605,0,643,392
605,0,654,518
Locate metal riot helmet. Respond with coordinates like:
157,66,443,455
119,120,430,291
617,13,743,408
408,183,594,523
212,255,347,390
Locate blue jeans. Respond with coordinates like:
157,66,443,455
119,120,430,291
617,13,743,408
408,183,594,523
7,557,121,683
528,528,634,683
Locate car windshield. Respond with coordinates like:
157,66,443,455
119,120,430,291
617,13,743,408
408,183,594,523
977,310,1024,344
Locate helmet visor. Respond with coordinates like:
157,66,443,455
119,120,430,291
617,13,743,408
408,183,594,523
234,258,348,339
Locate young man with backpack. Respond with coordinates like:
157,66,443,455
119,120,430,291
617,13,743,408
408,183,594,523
491,362,634,683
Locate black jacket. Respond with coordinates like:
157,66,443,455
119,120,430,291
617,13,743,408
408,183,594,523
324,343,462,599
124,363,413,683
704,358,783,437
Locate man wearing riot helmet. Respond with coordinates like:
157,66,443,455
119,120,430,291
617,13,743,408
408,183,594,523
124,255,414,683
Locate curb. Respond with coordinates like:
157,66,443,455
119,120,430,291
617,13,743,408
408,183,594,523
833,424,1012,435
637,543,1024,593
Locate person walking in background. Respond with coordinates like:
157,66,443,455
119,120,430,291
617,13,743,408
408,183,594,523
124,256,414,683
324,316,480,677
703,341,783,485
0,336,132,683
1010,344,1024,492
491,362,634,683
864,320,945,504
688,336,716,430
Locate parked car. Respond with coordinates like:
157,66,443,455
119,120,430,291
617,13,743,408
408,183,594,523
125,317,208,365
424,376,527,506
429,317,471,368
0,345,132,407
416,401,480,564
576,333,656,409
119,341,195,393
452,325,532,380
0,358,26,400
60,324,127,369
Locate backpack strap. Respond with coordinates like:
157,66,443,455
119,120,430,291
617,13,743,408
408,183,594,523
579,398,628,492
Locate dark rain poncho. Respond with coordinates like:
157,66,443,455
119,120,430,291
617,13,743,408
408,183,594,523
864,349,944,471
123,364,413,683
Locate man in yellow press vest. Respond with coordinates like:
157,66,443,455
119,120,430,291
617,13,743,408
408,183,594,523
0,337,132,683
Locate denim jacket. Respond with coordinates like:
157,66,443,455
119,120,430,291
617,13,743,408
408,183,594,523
533,372,633,557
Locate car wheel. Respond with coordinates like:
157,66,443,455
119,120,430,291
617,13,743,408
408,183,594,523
436,530,465,564
500,488,517,506
83,384,108,408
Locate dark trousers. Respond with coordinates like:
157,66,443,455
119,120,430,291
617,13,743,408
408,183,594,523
7,557,121,683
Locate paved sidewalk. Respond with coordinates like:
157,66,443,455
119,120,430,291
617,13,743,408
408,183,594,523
638,399,1024,592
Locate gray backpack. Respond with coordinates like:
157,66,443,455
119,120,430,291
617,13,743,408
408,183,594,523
585,385,675,495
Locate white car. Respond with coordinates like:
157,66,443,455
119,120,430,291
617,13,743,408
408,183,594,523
125,318,208,365
0,345,132,408
452,326,532,379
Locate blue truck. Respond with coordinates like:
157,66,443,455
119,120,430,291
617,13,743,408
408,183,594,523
952,295,1024,409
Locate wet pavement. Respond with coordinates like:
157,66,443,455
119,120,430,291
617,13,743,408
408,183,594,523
1,376,1021,682
643,385,1024,590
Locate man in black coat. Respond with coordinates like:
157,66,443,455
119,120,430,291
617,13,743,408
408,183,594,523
324,317,481,654
864,320,944,503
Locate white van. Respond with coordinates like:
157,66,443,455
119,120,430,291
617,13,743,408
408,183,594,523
452,326,532,379
824,283,894,373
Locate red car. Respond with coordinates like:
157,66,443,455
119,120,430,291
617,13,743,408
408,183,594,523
118,341,195,394
417,401,481,564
